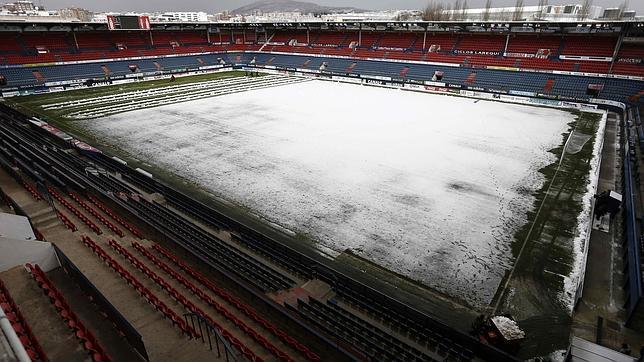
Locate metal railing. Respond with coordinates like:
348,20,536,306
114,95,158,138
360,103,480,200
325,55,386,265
183,312,240,362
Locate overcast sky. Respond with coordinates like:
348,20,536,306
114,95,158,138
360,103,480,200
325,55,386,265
36,0,643,13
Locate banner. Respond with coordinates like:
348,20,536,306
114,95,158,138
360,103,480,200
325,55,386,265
138,16,150,30
106,15,116,30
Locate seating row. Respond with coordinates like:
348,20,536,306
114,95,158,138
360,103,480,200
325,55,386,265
0,278,48,361
325,298,472,361
232,233,312,279
332,282,476,361
26,263,111,362
124,194,295,292
80,235,199,338
87,194,143,238
55,208,78,232
88,174,135,194
133,241,299,362
290,297,434,362
48,186,101,234
152,243,320,361
21,180,43,201
107,239,261,362
69,192,124,237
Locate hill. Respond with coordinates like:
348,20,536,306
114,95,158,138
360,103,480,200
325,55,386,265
231,0,365,15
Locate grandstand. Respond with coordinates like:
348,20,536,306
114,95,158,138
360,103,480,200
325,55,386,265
0,21,641,109
0,17,643,362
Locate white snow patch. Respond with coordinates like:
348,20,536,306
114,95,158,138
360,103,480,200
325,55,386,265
83,80,574,307
490,315,525,341
549,349,567,362
561,110,607,312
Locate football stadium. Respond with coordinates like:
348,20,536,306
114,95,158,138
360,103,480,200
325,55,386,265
0,3,643,362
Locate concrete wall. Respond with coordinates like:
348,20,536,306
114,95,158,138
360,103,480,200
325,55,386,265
0,238,58,272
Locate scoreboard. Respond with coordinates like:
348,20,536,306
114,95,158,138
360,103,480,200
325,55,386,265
106,15,151,30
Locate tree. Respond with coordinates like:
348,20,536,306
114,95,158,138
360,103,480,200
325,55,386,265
580,0,593,20
617,0,629,19
460,0,469,21
451,0,462,21
483,0,493,21
513,0,524,21
536,0,548,20
422,1,447,21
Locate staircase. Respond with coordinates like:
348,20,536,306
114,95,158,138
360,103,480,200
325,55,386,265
0,266,88,362
555,36,566,57
451,35,463,53
408,36,419,51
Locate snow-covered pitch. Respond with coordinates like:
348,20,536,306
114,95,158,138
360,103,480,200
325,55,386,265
83,79,576,307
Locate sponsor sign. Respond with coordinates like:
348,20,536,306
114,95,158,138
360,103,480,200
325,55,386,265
504,52,536,58
424,86,449,93
509,90,536,97
366,75,391,81
72,140,101,153
424,80,445,87
529,98,562,106
488,88,508,94
618,58,642,64
363,78,387,85
376,46,405,51
454,50,501,56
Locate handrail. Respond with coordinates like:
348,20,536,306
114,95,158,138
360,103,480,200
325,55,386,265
0,307,31,362
623,126,644,326
183,312,240,362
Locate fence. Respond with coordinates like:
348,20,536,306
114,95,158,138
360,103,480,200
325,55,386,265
622,126,644,327
183,312,239,362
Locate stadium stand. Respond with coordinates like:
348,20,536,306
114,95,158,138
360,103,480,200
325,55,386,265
131,241,305,362
87,195,143,238
47,186,102,235
0,278,48,362
457,34,506,53
0,19,643,361
80,236,200,339
0,50,641,106
106,239,266,361
505,34,562,56
150,243,321,361
377,32,418,50
26,263,112,362
0,22,639,111
0,26,637,77
560,35,617,57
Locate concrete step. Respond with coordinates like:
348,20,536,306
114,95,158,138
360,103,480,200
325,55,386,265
53,237,226,361
31,210,58,227
0,266,89,362
123,239,299,361
29,206,54,219
47,268,144,361
31,209,62,233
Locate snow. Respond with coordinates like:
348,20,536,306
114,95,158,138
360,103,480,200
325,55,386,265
490,315,525,341
561,111,606,312
82,80,575,307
